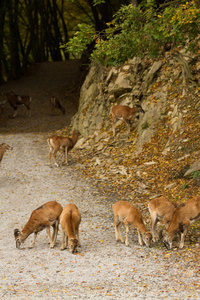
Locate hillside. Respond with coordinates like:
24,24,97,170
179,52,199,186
69,49,200,208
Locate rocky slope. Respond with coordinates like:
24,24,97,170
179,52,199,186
67,48,200,212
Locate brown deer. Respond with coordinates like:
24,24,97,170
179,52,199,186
113,201,152,247
163,196,200,249
14,201,63,249
50,96,65,115
111,104,144,136
47,130,80,167
60,203,81,253
2,91,32,118
148,197,177,242
0,143,13,163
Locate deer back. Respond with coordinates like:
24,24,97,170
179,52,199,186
148,197,176,222
60,204,81,239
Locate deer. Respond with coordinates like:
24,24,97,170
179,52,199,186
113,201,152,247
163,196,200,249
47,129,80,167
0,143,13,163
2,91,32,118
111,104,145,136
50,96,65,115
60,203,81,253
148,197,177,242
14,201,63,249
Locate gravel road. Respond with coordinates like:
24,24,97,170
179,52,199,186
0,133,200,300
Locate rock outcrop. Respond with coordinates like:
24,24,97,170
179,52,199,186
69,49,200,201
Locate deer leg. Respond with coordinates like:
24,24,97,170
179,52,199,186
65,147,69,165
62,147,66,164
61,231,66,250
46,226,54,248
179,225,189,249
52,146,59,167
138,230,144,246
52,221,59,246
29,232,37,248
114,215,124,242
51,224,55,242
75,227,81,247
112,117,116,136
113,215,119,240
124,221,130,246
26,108,31,117
65,234,68,248
151,214,159,242
13,108,18,118
48,144,53,165
124,119,130,134
24,103,31,117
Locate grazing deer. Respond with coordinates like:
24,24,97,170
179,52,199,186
111,104,144,136
113,201,152,247
47,130,80,167
163,196,200,249
60,203,81,253
14,201,63,249
2,91,32,118
148,197,177,242
0,143,13,163
50,96,65,115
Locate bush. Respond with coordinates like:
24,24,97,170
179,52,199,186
63,1,200,65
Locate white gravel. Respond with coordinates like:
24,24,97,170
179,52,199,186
0,133,200,299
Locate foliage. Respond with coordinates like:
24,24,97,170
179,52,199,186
64,1,200,65
62,24,96,58
93,0,106,5
90,1,200,65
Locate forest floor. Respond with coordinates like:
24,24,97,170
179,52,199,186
0,60,199,299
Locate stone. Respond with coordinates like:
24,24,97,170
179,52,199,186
184,161,200,177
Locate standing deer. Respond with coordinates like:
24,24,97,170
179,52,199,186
163,196,200,249
113,201,152,247
111,104,144,136
2,91,32,118
0,143,13,164
148,197,177,242
50,96,65,115
47,130,80,167
60,203,81,253
14,201,63,249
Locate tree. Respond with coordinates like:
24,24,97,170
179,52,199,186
0,0,70,83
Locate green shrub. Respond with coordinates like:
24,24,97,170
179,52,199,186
63,1,200,65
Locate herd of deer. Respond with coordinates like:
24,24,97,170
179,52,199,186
0,91,65,118
12,195,200,253
0,91,199,253
1,90,143,137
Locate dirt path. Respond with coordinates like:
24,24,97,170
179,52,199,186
0,60,86,133
0,61,199,299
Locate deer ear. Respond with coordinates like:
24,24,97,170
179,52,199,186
14,228,20,239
